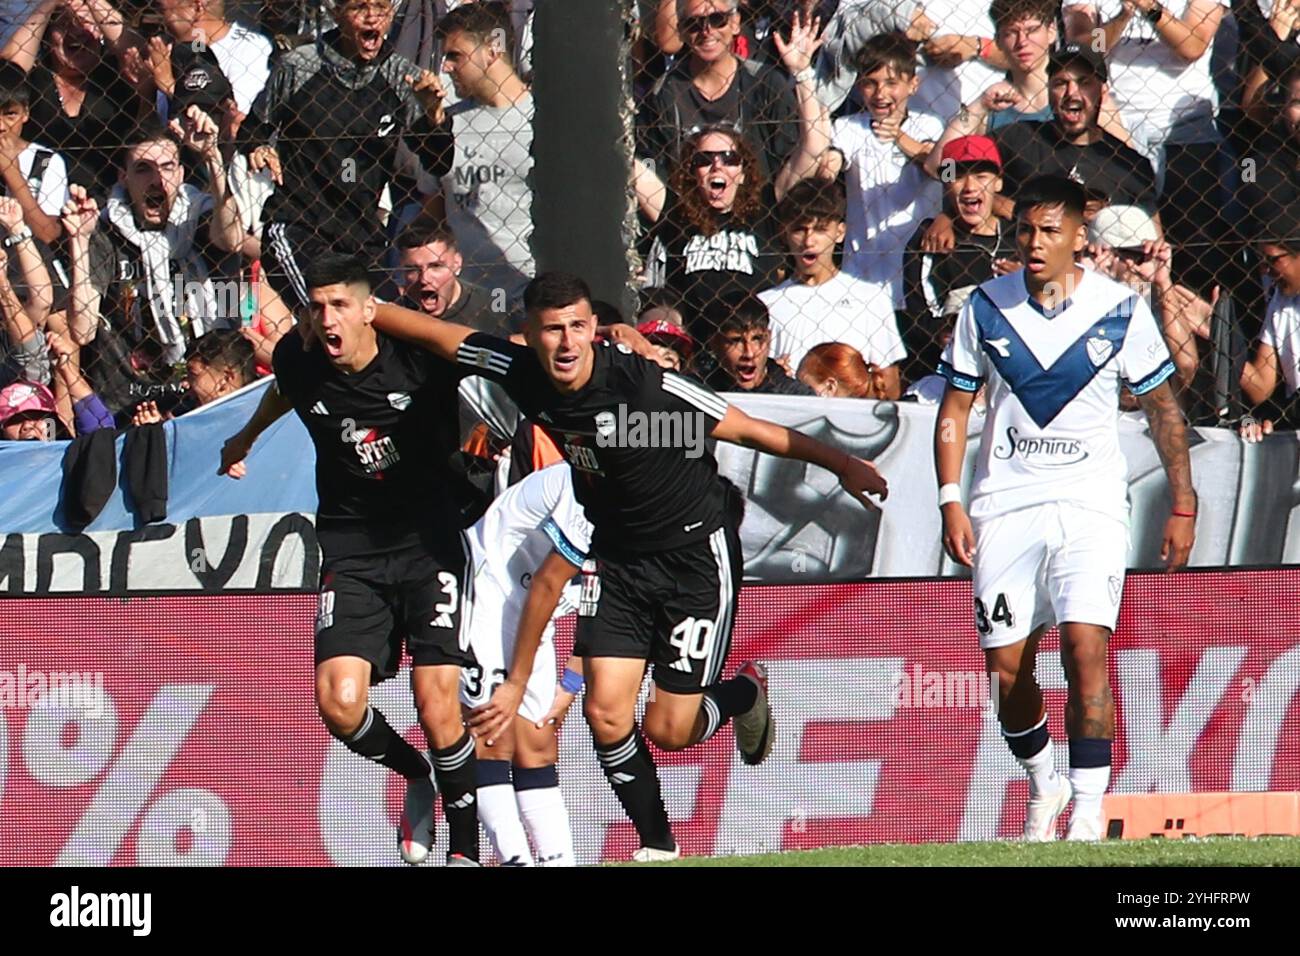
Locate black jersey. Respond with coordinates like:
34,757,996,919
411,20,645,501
457,334,731,555
246,31,453,258
273,329,468,554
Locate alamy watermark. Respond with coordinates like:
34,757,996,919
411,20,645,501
0,665,106,718
594,405,709,460
892,664,998,714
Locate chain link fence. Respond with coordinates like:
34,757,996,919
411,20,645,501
0,0,1298,443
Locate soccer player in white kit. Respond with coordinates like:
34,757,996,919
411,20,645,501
457,462,591,866
933,175,1196,841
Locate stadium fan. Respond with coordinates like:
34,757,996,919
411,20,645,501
637,0,802,184
633,10,827,339
796,341,891,399
0,0,151,199
908,0,1006,127
458,462,590,867
818,32,942,309
219,252,483,867
0,375,56,438
989,45,1157,217
903,136,1017,384
368,270,888,861
636,309,695,371
935,175,1195,841
703,290,814,394
395,218,502,331
1063,0,1229,291
243,0,454,309
760,176,904,394
1241,220,1300,437
432,3,535,304
63,113,244,418
0,59,69,245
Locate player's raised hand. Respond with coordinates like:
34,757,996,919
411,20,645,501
219,431,253,479
838,455,888,509
941,504,977,567
535,684,576,731
1161,512,1194,572
469,679,525,746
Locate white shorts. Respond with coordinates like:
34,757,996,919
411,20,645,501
458,575,557,724
970,502,1129,650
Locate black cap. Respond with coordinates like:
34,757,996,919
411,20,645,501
1048,43,1108,82
170,47,233,116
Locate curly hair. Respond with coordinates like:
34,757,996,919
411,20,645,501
668,126,765,237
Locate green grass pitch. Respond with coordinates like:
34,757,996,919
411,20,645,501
619,837,1300,867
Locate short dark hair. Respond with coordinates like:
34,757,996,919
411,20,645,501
436,1,515,61
396,218,459,252
707,292,770,338
776,177,846,231
523,272,592,316
1015,174,1086,222
988,0,1059,31
853,32,918,79
119,117,182,168
303,252,372,293
0,61,30,110
185,330,255,383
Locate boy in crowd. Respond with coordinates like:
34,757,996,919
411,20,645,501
759,176,905,398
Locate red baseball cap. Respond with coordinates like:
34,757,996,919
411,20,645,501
941,136,1003,172
0,380,56,426
637,319,696,359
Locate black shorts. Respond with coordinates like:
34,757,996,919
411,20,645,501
314,535,476,683
262,223,389,309
573,518,743,695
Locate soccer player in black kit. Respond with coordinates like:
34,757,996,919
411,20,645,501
219,253,480,867
371,272,889,862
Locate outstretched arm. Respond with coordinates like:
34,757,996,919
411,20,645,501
469,548,581,745
219,380,294,478
711,404,888,508
1136,380,1196,570
371,301,478,361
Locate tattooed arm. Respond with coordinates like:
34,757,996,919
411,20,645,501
1137,380,1196,570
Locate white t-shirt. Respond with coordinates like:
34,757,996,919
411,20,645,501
833,109,943,303
909,0,1003,127
760,270,907,372
1067,0,1227,147
940,268,1175,521
209,21,273,115
1261,289,1300,396
466,463,592,622
6,141,68,216
443,93,535,301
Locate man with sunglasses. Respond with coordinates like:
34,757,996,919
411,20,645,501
638,0,801,183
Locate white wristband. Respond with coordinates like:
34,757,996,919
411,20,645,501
793,66,815,86
938,483,962,508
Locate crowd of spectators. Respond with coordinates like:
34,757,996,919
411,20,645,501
1,0,1299,447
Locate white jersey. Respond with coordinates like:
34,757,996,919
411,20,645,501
465,462,592,623
760,270,906,372
940,268,1175,522
832,109,943,303
1260,288,1300,396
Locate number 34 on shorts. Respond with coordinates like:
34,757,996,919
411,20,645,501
974,592,1015,636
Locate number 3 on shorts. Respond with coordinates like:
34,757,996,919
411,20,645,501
974,593,1014,636
667,617,715,673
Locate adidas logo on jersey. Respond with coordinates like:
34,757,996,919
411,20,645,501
446,793,476,810
608,772,636,785
388,391,412,411
310,401,329,415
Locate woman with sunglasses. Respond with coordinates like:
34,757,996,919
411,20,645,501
634,10,828,339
